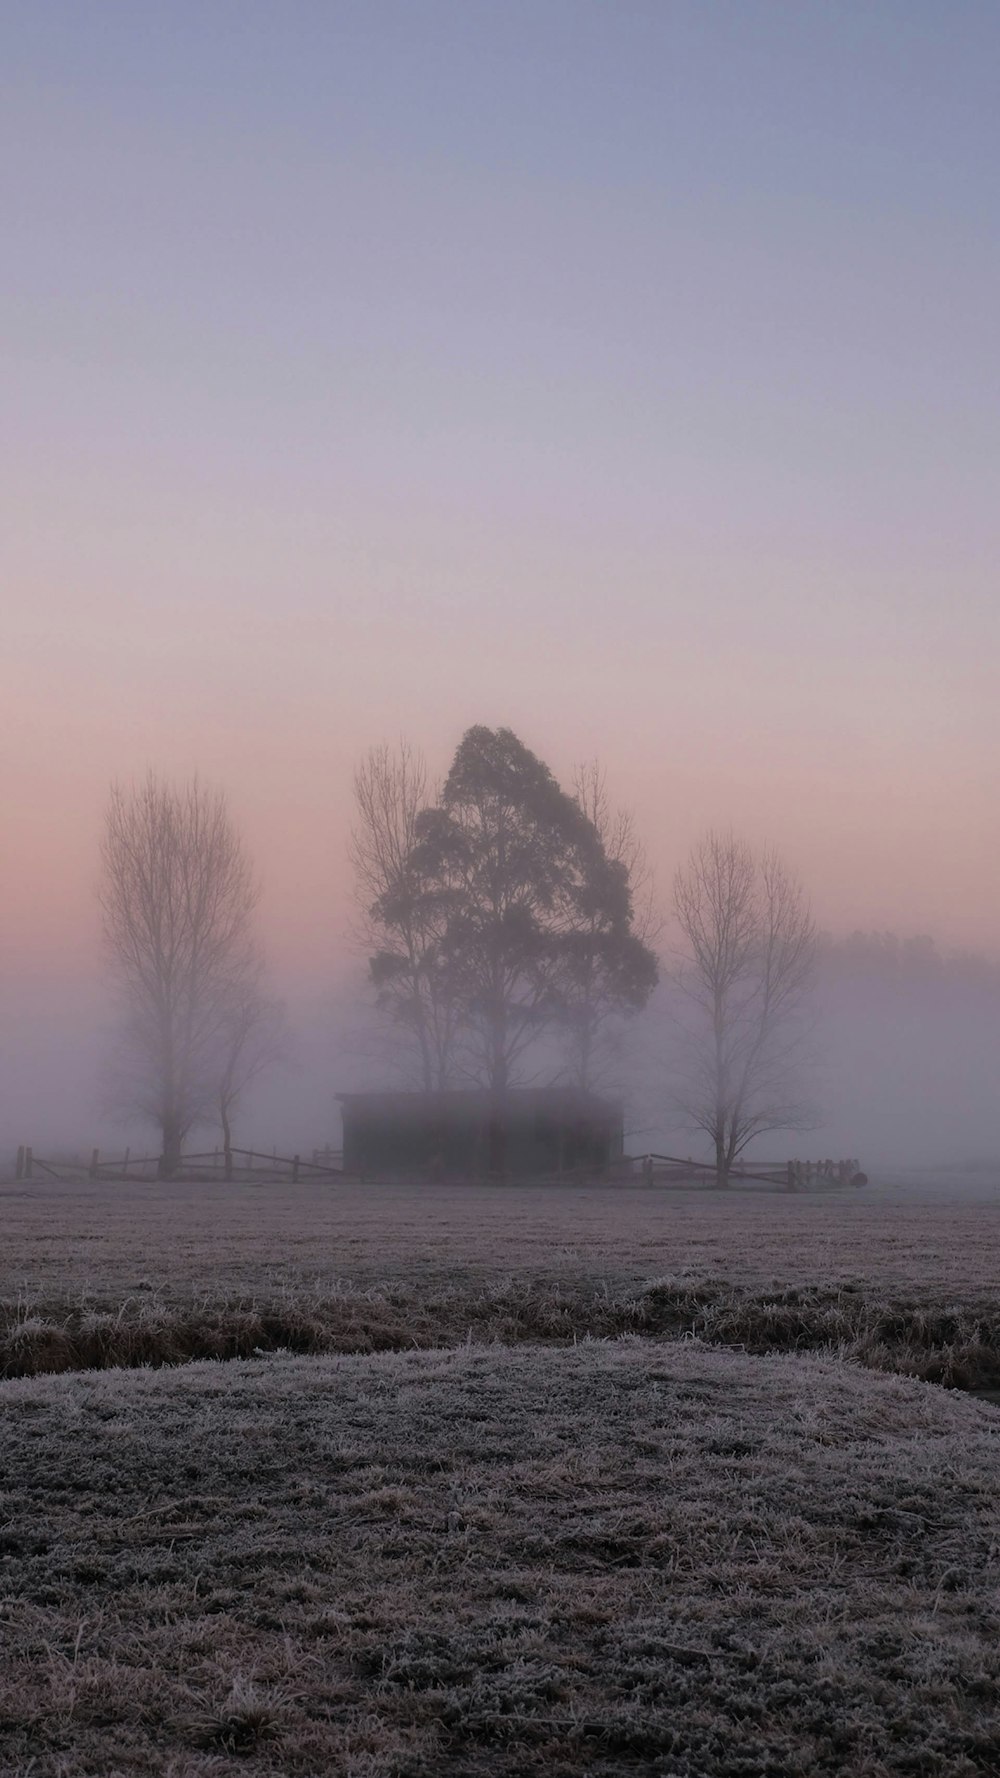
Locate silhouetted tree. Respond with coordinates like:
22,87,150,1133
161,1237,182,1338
216,977,287,1177
565,760,660,1090
671,831,817,1184
101,775,261,1177
405,727,658,1165
351,742,457,1088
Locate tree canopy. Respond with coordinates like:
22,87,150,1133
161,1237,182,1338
360,726,659,1096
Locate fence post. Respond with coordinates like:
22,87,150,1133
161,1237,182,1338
25,1147,33,1181
89,1148,100,1182
292,1154,300,1183
15,1145,24,1180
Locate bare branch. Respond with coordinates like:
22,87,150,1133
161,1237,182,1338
101,774,265,1176
565,758,661,1091
350,742,457,1089
670,830,818,1181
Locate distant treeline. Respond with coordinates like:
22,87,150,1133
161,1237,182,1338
818,930,1000,994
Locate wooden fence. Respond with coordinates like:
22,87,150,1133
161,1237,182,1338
633,1153,865,1191
11,1144,860,1192
633,1153,787,1189
12,1144,347,1184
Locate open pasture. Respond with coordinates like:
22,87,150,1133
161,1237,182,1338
4,1171,1000,1390
3,1340,1000,1777
4,1171,1000,1304
4,1174,1000,1775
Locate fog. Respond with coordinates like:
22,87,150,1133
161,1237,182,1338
4,5,999,1178
8,14,1000,1777
3,928,997,1175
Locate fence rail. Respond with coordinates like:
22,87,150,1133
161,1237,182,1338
11,1143,861,1192
632,1152,865,1191
637,1152,789,1188
12,1144,348,1184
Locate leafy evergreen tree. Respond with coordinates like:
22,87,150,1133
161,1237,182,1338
408,727,658,1107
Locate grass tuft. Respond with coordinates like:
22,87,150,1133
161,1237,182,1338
3,1280,1000,1391
191,1677,286,1753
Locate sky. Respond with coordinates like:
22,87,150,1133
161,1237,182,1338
4,0,1000,1028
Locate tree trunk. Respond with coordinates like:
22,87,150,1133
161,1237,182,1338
412,981,434,1093
158,1112,183,1180
713,990,729,1187
487,992,508,1177
221,1103,233,1180
715,1133,730,1188
488,1084,508,1176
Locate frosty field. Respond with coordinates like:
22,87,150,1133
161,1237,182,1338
4,1341,1000,1777
4,1173,1000,1387
5,1171,1000,1303
4,1174,1000,1775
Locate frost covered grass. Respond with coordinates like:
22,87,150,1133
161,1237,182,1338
3,1340,1000,1776
4,1176,1000,1386
6,1174,1000,1303
6,1276,1000,1390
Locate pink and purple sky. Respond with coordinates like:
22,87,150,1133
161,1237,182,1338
4,1,1000,1007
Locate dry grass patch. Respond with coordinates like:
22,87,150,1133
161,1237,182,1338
5,1277,1000,1389
2,1340,1000,1775
9,1174,1000,1390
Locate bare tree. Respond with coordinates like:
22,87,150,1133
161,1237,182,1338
216,976,287,1178
564,759,661,1090
671,831,817,1184
101,775,260,1177
573,761,659,945
350,742,456,1089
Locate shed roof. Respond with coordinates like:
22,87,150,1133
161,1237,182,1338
337,1087,622,1119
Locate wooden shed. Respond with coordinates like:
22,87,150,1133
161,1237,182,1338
337,1088,624,1180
